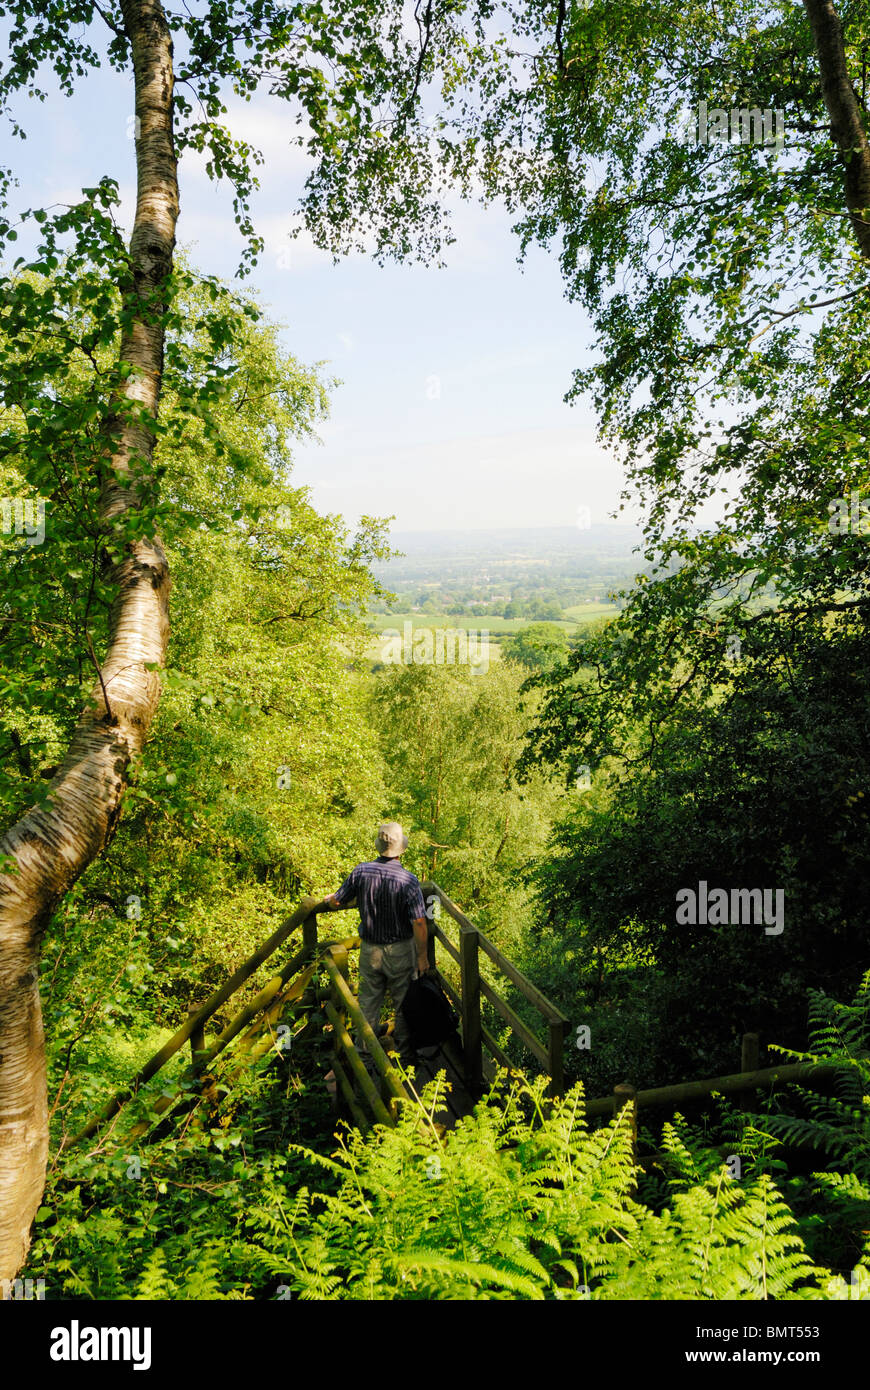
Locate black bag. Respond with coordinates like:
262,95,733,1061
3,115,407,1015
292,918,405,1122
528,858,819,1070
400,973,460,1051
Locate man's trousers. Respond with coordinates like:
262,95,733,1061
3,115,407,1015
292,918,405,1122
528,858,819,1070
358,937,416,1062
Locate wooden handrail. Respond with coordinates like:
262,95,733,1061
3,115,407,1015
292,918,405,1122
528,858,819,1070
421,882,570,1029
331,1052,370,1129
584,1057,846,1119
325,1001,395,1127
481,1022,513,1072
64,881,569,1152
421,880,569,1093
63,896,333,1150
125,955,317,1141
322,952,407,1114
126,933,363,1142
477,975,551,1069
475,932,569,1029
63,880,843,1155
221,934,359,1069
431,922,460,965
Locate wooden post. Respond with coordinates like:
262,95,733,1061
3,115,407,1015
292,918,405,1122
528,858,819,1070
303,912,318,959
741,1031,760,1073
741,1031,760,1113
613,1082,638,1193
459,925,483,1095
321,955,407,1112
187,1004,205,1063
330,944,350,1119
547,1018,565,1099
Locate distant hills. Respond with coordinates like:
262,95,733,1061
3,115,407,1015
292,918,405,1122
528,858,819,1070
370,524,645,620
377,524,645,564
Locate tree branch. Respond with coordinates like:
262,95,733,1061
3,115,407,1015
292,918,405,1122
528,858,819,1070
92,0,126,40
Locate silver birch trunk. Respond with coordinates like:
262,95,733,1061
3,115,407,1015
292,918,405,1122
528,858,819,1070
0,0,178,1281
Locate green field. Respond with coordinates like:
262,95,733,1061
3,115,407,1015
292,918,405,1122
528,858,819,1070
363,606,621,664
367,604,620,637
556,602,624,624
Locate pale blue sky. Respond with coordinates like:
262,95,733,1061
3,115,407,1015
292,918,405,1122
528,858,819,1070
2,49,640,535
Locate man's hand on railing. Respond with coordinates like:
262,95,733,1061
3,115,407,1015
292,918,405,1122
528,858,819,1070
322,893,357,911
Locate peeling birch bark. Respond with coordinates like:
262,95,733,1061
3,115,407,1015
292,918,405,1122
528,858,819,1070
0,0,178,1281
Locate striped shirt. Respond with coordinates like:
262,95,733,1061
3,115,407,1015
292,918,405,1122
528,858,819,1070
334,857,427,944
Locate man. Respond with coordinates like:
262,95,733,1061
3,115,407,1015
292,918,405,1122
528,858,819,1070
324,822,428,1067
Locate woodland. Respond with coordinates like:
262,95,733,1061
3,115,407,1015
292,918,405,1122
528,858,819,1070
1,0,870,1304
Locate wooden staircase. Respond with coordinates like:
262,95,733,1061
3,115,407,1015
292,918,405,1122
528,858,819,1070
63,883,571,1148
63,881,840,1157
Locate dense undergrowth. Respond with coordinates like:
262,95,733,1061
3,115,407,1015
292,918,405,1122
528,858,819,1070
22,975,870,1300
